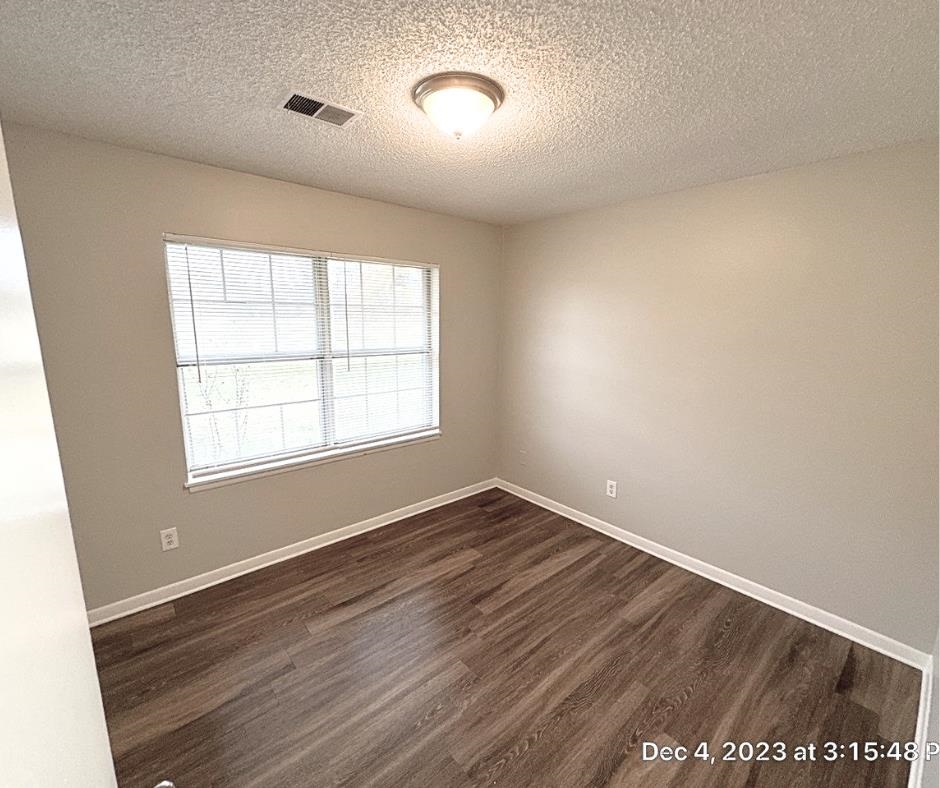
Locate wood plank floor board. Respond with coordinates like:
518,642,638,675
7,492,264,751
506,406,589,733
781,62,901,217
92,489,921,787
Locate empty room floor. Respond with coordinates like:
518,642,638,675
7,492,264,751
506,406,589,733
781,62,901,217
91,489,921,787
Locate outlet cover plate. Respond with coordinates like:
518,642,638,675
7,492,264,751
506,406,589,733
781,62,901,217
160,527,179,551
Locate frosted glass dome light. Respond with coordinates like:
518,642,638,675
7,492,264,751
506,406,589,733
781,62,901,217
413,72,504,140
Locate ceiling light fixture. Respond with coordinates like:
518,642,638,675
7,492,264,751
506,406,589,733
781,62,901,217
412,72,504,140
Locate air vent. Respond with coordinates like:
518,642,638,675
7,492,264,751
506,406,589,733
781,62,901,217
283,93,324,117
281,93,361,127
314,105,357,126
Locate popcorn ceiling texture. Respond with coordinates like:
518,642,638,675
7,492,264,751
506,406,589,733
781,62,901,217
0,0,935,224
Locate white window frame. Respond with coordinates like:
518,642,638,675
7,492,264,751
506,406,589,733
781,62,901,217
163,233,441,491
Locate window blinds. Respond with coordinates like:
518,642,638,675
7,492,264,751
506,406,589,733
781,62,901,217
165,240,439,479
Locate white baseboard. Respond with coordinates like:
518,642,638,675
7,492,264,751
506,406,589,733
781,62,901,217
495,479,930,672
909,659,934,788
93,475,930,669
87,478,498,627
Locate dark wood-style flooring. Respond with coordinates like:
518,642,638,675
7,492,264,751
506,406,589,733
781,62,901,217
92,489,921,787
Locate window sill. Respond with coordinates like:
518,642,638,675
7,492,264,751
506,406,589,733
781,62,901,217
184,429,441,492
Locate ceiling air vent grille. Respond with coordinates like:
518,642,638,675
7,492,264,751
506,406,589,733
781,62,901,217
284,94,324,117
313,105,357,126
282,93,360,127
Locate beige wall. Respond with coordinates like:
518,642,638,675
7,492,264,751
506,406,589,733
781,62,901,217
499,141,939,651
4,125,501,611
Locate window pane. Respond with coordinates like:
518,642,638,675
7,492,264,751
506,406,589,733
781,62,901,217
363,307,395,349
331,357,365,398
180,360,319,415
167,243,319,363
186,410,239,469
368,391,399,435
327,260,430,354
185,400,327,470
274,302,318,354
179,360,325,470
397,354,426,390
171,301,198,361
334,395,367,442
361,264,396,349
167,244,224,301
193,300,276,359
329,352,432,443
168,240,438,477
282,402,323,450
236,404,285,460
395,307,425,348
328,261,362,354
329,303,363,355
394,266,424,306
366,356,396,394
362,263,393,301
271,254,315,302
221,248,272,300
398,388,430,429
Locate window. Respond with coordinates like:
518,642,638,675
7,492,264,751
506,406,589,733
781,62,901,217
164,237,439,486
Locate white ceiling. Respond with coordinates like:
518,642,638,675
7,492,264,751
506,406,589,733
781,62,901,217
0,1,935,225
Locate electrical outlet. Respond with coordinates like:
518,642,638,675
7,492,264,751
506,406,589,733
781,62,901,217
160,527,179,551
606,480,618,498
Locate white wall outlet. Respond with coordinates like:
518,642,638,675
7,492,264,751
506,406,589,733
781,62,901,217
160,527,179,551
606,480,618,498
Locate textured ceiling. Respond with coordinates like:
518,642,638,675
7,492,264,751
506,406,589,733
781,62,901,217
0,1,936,224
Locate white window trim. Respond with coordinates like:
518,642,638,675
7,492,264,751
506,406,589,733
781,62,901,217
163,233,442,491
